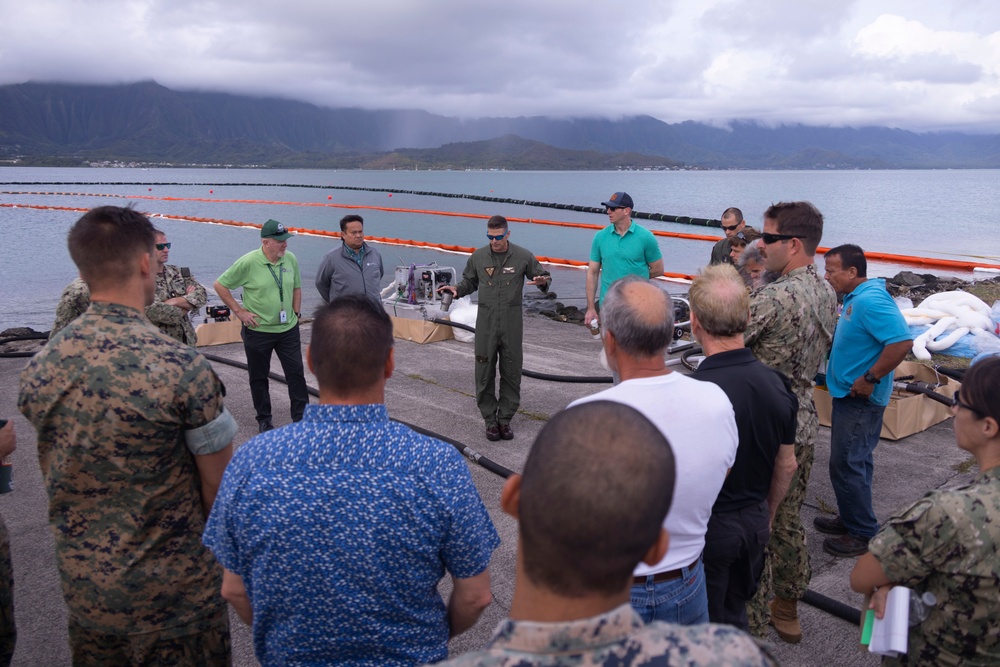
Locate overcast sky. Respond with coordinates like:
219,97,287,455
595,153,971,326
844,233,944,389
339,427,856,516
2,0,999,133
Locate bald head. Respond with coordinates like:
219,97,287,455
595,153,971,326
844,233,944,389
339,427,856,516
601,276,674,357
689,264,750,337
519,401,676,596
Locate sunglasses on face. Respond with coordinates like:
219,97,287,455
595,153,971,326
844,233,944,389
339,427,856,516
953,388,985,418
156,243,171,250
722,222,741,231
487,233,507,241
760,232,803,245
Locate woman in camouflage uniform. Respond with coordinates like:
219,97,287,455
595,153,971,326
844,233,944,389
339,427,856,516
850,357,1000,666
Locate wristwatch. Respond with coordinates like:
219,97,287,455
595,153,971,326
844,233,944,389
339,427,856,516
863,370,880,384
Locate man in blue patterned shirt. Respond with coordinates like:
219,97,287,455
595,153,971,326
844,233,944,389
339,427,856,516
433,401,777,667
203,296,499,666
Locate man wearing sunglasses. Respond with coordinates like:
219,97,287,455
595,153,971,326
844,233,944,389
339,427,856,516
145,230,208,346
50,230,206,346
817,244,912,559
439,216,551,442
709,207,756,266
743,202,837,643
584,192,663,330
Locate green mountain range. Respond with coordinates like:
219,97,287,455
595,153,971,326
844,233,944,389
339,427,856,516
2,81,999,169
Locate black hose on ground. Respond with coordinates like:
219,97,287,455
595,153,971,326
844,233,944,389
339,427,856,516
0,332,51,358
801,589,862,626
429,318,613,383
199,352,517,479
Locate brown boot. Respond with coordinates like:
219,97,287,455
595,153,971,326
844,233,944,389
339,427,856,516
769,596,802,643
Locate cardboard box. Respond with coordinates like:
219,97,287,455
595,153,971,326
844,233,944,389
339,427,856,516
814,361,959,441
390,316,454,344
195,319,243,347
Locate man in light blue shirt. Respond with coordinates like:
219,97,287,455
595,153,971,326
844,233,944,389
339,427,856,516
817,244,912,558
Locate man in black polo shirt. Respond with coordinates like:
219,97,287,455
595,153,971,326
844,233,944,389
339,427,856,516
689,264,799,631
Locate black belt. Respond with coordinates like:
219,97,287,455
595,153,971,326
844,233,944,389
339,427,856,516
632,555,701,585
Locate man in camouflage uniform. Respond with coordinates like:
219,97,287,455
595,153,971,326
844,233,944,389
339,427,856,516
439,215,550,442
145,229,208,345
434,401,777,667
50,229,207,346
19,206,237,666
51,277,90,335
744,201,837,642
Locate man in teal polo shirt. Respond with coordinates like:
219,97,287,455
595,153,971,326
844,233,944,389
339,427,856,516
584,192,664,328
817,243,912,558
214,219,309,432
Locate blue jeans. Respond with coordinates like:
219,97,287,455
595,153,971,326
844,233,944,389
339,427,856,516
830,395,884,538
630,558,708,626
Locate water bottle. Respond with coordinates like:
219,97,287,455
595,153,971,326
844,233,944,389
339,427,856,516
908,590,937,626
589,318,601,341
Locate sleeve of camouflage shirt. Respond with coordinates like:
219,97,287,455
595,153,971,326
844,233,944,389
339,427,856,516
145,302,189,325
744,285,780,349
179,354,238,456
868,496,951,585
182,271,208,310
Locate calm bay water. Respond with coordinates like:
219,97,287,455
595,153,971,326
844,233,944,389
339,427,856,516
1,167,997,331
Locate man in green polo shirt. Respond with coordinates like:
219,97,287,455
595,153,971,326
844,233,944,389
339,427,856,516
584,192,664,328
214,219,309,433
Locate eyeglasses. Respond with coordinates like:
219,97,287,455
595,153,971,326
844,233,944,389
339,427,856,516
953,388,985,418
487,233,507,241
760,232,804,245
722,222,741,231
155,243,171,250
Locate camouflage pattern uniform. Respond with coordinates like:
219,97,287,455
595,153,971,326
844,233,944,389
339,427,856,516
744,263,837,635
430,603,778,666
50,265,206,345
146,264,208,346
51,278,90,335
869,467,1000,666
18,302,235,664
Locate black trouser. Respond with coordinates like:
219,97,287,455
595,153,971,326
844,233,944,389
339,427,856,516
703,500,770,631
242,324,308,424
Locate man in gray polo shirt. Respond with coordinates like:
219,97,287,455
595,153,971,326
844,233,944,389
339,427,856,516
315,214,385,307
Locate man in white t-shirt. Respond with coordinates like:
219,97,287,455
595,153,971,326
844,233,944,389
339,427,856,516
569,276,738,626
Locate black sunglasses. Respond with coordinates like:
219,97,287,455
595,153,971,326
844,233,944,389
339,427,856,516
760,232,803,245
953,388,985,418
155,242,171,250
722,222,741,231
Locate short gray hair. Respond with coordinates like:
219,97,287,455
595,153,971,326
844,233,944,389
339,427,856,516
601,276,674,357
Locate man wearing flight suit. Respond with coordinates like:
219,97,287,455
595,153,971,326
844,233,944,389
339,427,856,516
440,216,551,441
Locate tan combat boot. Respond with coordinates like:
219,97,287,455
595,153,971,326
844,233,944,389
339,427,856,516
769,596,802,643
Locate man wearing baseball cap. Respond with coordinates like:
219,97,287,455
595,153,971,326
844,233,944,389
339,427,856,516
585,192,664,329
214,219,309,432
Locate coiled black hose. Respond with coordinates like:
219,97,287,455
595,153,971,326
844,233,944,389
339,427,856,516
429,318,613,383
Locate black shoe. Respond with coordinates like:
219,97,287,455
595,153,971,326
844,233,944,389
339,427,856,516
258,420,274,433
814,515,848,535
823,534,869,558
486,425,501,441
498,424,514,440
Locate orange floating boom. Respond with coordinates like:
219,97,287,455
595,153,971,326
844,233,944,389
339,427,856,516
2,194,997,273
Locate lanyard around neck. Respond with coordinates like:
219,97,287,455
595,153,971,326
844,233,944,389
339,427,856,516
266,264,284,302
